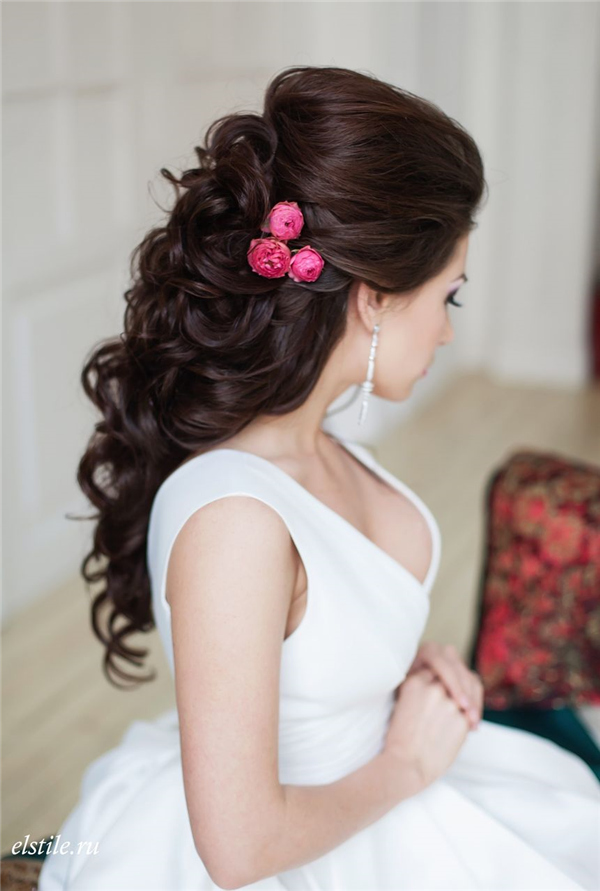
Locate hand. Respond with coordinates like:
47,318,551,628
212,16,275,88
384,666,472,790
406,642,484,730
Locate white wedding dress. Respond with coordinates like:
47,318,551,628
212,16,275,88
38,436,600,891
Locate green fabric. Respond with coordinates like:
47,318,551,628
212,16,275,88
1,835,56,860
1,850,49,861
482,706,600,783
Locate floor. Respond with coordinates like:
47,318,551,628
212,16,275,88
2,370,599,853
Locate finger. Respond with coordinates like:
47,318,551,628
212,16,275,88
458,670,484,728
454,664,482,720
440,647,483,721
469,669,485,719
414,666,436,682
425,657,476,724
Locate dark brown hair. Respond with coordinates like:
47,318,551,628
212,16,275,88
74,65,487,687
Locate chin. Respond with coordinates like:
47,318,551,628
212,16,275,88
378,381,413,402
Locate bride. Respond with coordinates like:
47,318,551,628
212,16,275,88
38,65,599,891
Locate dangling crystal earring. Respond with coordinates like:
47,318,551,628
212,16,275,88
358,323,380,426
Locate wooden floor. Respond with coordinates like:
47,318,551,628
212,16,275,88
2,370,600,853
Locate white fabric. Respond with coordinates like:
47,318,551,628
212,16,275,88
38,437,600,891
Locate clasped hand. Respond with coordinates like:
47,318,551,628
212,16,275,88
403,642,484,729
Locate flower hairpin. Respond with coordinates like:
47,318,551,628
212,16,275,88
246,200,325,283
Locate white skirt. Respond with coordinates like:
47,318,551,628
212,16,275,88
37,708,600,891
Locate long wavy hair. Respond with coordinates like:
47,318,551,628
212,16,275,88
75,65,487,688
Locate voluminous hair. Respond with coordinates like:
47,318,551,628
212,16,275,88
74,65,487,687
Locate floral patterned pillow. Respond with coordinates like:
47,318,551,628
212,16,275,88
468,450,600,709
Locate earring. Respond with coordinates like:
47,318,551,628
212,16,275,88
358,323,380,427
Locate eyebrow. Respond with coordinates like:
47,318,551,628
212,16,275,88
448,273,468,288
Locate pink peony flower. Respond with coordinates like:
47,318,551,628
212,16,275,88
247,237,291,278
261,201,304,240
288,245,325,282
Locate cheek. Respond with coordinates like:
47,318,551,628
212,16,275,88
373,316,440,393
382,327,427,369
373,338,419,397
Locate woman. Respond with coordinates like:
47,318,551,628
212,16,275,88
38,66,599,891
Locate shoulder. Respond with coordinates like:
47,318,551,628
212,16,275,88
171,493,297,560
165,492,300,609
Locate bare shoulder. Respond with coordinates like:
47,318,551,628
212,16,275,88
166,494,299,609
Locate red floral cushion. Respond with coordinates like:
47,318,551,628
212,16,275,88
469,450,600,709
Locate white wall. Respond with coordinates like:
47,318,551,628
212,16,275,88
3,1,599,622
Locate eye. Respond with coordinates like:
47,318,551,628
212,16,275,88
445,289,463,307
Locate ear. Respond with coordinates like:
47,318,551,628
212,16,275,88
351,280,389,332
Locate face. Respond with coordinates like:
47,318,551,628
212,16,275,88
353,235,470,401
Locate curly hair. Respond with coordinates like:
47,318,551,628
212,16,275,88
74,65,487,688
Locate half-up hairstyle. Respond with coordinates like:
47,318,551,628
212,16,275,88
75,65,487,687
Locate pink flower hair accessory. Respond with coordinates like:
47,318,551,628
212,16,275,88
289,246,325,283
260,201,304,240
248,200,325,283
246,237,291,279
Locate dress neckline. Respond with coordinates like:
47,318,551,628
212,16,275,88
168,433,438,593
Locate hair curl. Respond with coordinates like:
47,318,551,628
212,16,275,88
74,65,487,688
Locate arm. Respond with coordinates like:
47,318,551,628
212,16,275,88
257,748,423,886
167,496,423,891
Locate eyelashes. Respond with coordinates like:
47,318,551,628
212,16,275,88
445,289,463,307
